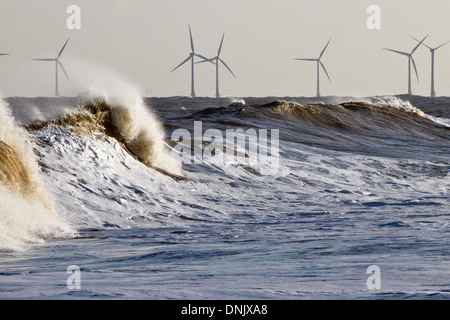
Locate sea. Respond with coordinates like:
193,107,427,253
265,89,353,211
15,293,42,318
0,92,449,300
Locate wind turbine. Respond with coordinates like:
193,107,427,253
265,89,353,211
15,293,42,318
196,33,236,98
0,53,9,56
294,39,332,97
32,37,70,96
171,25,209,98
409,35,449,98
383,35,428,95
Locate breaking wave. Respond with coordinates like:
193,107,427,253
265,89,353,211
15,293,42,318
0,98,73,252
26,97,183,178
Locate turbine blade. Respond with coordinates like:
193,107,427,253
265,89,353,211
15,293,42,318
319,39,331,59
195,55,217,66
435,40,450,50
411,35,428,54
31,58,56,61
189,25,195,52
218,33,225,56
219,58,236,78
57,37,70,59
194,53,209,61
320,61,331,83
171,56,191,72
408,34,432,49
0,54,9,56
294,58,317,61
58,61,70,82
195,57,216,65
383,48,409,56
411,56,419,82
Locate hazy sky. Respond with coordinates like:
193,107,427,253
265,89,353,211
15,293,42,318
1,0,450,97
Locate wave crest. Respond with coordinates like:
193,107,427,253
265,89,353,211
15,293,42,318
253,100,450,135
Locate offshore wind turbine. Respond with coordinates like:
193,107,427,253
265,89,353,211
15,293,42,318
383,35,428,95
31,37,70,96
196,33,236,98
171,25,209,98
409,35,449,98
294,39,332,97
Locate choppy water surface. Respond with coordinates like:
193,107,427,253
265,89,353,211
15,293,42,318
0,95,449,299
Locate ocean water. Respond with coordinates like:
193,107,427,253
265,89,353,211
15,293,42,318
0,94,449,300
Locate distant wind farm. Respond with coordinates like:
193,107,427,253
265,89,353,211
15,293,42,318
0,28,449,98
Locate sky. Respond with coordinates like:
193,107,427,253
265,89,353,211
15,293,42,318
1,0,450,98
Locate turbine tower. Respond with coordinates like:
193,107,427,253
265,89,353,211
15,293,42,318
409,35,449,98
197,33,236,98
294,39,332,97
32,37,70,96
171,25,209,98
383,35,428,95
